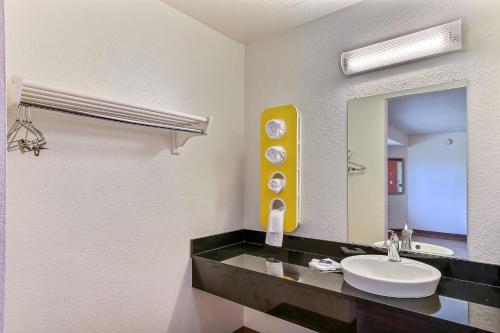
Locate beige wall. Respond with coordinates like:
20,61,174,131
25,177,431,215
5,0,244,332
347,97,387,244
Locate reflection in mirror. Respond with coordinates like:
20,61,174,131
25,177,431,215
348,83,467,258
388,159,404,194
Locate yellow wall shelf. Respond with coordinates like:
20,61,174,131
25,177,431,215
260,104,301,233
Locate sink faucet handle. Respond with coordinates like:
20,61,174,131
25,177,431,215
384,230,398,249
388,230,399,243
401,222,414,250
387,230,401,262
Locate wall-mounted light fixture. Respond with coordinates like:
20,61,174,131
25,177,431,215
341,20,465,75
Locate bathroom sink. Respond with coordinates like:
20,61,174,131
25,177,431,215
340,255,441,298
373,241,454,256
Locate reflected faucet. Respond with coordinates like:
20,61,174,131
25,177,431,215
387,230,401,262
401,221,414,251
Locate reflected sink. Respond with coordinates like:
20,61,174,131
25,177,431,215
340,255,441,298
373,241,454,256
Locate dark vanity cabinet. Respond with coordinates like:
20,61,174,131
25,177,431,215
192,230,500,333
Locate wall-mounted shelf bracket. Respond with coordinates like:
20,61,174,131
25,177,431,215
170,117,212,155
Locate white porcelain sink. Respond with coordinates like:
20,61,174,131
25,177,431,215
341,255,441,298
373,241,454,256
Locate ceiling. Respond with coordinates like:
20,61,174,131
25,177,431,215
388,87,467,136
161,0,363,44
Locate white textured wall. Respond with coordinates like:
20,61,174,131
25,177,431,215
5,0,244,332
408,132,467,235
0,1,6,332
244,0,500,266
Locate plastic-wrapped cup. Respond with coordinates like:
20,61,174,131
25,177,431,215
268,174,286,193
265,119,287,139
265,146,286,165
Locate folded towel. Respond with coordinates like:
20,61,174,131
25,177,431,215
266,209,285,247
268,209,284,233
308,258,342,272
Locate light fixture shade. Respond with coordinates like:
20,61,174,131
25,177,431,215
341,20,464,75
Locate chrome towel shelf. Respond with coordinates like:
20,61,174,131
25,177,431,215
7,76,212,155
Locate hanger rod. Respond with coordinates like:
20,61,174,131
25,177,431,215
21,102,205,135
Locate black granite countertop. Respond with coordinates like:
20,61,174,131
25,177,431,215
192,230,500,333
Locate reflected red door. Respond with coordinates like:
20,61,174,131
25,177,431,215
388,160,398,194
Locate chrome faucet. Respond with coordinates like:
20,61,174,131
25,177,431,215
387,230,401,262
400,221,414,251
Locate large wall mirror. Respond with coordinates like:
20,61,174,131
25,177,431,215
348,81,468,258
